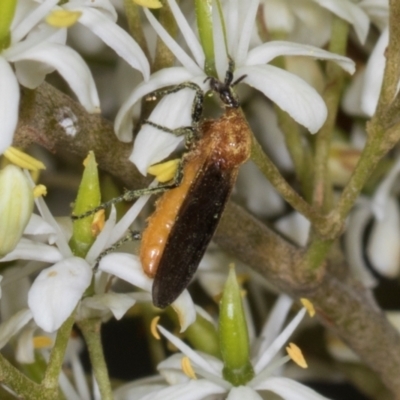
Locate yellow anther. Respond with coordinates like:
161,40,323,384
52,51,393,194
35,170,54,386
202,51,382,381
4,147,45,171
91,209,105,237
33,184,47,198
181,356,197,379
300,298,315,317
33,336,53,349
46,10,82,28
133,0,163,9
147,159,180,183
150,316,161,340
286,342,308,369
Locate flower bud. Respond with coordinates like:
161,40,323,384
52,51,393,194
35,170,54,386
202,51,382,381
69,152,101,258
219,265,254,386
0,165,34,256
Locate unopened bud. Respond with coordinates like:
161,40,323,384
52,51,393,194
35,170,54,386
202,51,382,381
0,165,34,256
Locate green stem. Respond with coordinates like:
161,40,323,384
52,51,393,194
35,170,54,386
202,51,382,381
376,0,400,112
78,318,113,400
300,236,334,271
312,17,349,211
42,314,75,392
270,50,313,199
334,0,400,223
335,121,387,221
275,108,314,200
251,135,321,224
0,353,41,398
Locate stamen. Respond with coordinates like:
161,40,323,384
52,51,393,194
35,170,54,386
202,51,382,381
33,184,47,198
286,342,308,369
148,159,180,183
33,336,53,349
91,210,105,237
46,10,82,28
150,316,161,340
4,147,45,171
181,356,197,379
300,298,315,317
134,0,163,9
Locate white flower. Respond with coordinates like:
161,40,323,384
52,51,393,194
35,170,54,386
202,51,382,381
0,171,195,332
45,0,150,80
116,0,355,175
0,0,99,154
0,0,151,154
261,0,370,47
275,211,311,247
341,0,389,117
344,157,400,284
114,295,330,400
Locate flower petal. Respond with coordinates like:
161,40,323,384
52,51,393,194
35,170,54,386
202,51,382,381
371,156,400,220
158,355,190,386
0,238,63,263
227,386,262,400
234,0,260,66
33,183,72,258
130,89,196,174
113,376,168,400
245,41,355,74
167,0,205,68
367,197,400,278
25,213,57,241
252,376,330,400
85,206,117,264
274,212,310,247
8,43,100,113
28,257,92,332
15,323,36,364
143,7,203,75
98,253,152,292
82,292,136,320
157,325,220,375
237,65,327,133
313,0,370,44
254,308,306,373
344,202,377,287
107,187,154,246
75,7,150,80
361,27,388,116
115,67,198,142
12,0,59,43
171,290,196,332
0,57,19,154
254,295,293,358
0,309,33,350
140,379,225,400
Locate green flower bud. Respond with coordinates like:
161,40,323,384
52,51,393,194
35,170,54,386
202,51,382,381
219,265,254,386
184,312,220,358
69,152,101,258
0,165,34,256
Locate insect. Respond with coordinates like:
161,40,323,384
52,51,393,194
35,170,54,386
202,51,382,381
74,63,251,308
141,68,251,308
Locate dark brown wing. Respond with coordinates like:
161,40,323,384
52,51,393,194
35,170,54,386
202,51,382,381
152,161,237,308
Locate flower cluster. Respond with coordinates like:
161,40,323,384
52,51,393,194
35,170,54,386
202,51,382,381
0,0,398,399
